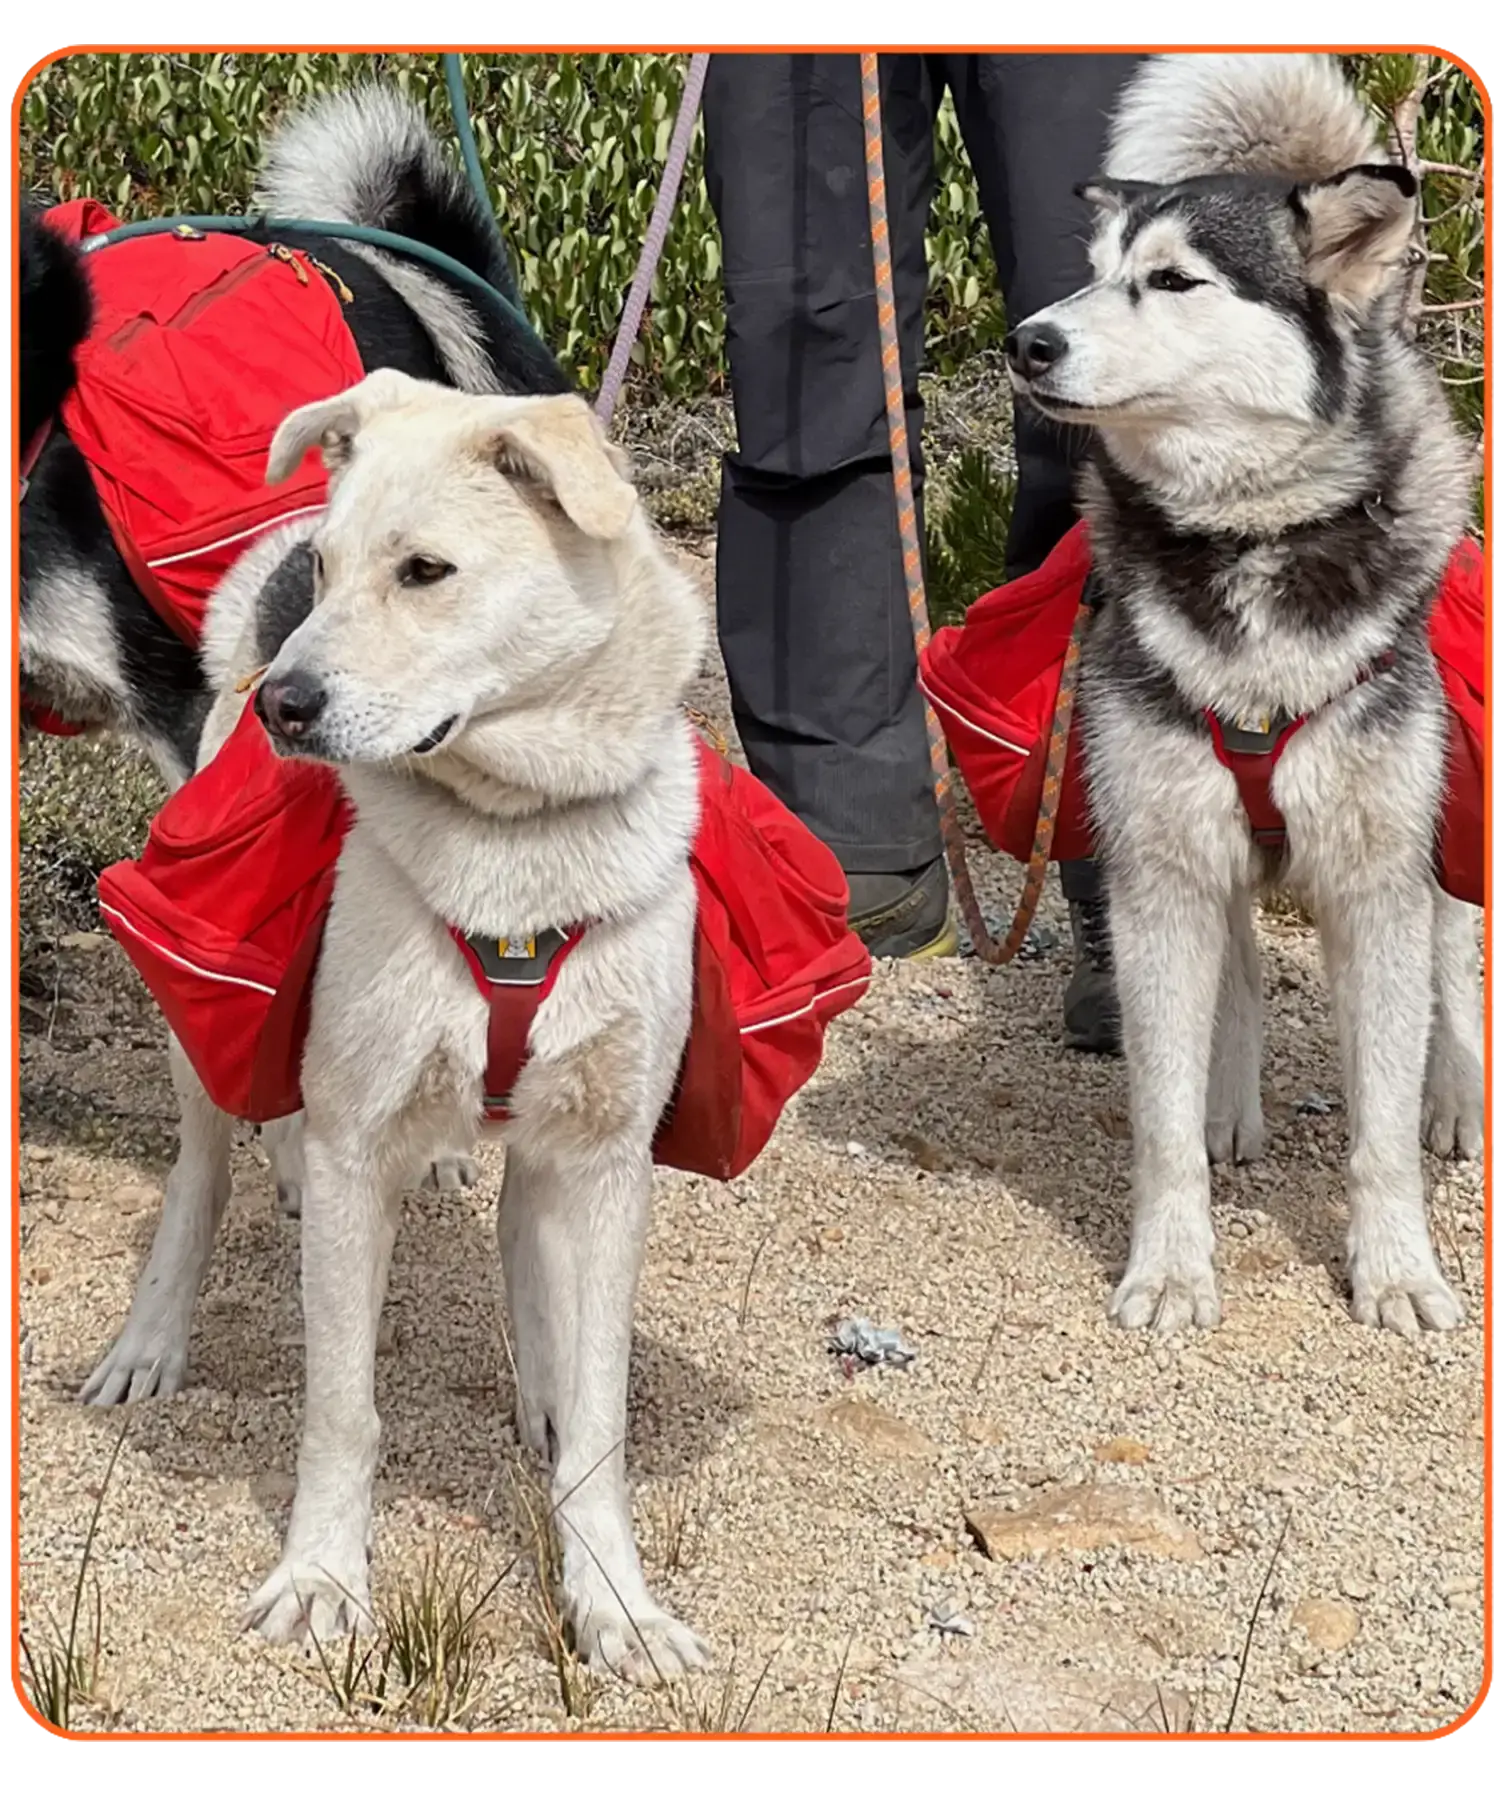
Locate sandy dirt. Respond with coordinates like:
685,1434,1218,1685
16,547,1487,1736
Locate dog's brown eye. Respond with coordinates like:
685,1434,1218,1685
1147,268,1206,293
399,555,455,588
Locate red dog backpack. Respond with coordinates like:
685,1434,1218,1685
43,200,365,649
97,705,871,1179
919,522,1485,907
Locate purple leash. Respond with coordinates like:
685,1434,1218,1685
594,52,711,431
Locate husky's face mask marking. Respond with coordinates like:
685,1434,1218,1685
255,372,637,765
1005,165,1418,433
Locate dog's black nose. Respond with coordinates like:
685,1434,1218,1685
255,671,327,739
1004,320,1069,379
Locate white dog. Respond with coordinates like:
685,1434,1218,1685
93,371,711,1682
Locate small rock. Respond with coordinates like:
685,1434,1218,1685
1446,1592,1481,1614
1292,1597,1360,1654
1039,1357,1070,1383
1439,1574,1479,1599
1329,1415,1358,1439
900,1650,1193,1732
1339,1571,1375,1602
1095,1436,1150,1465
894,1131,955,1174
112,1183,158,1213
963,1417,1006,1446
59,930,110,951
1092,1107,1131,1141
1297,1092,1339,1116
63,1183,92,1203
1262,1467,1307,1495
965,1482,1203,1562
819,1398,935,1461
845,1141,867,1158
1227,1217,1252,1239
989,1085,1016,1109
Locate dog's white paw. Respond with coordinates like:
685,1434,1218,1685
574,1603,709,1686
1422,1076,1484,1161
420,1153,480,1193
1349,1256,1464,1337
276,1179,303,1219
242,1553,373,1645
80,1317,190,1405
1110,1256,1221,1333
1205,1109,1265,1166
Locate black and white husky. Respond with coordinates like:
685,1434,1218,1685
1005,54,1484,1336
19,86,568,785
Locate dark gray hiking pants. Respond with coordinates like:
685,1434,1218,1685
703,51,1141,875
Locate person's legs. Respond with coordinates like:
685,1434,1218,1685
703,52,955,957
947,52,1143,1049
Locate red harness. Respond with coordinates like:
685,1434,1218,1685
23,200,364,723
1202,651,1399,852
447,926,588,1119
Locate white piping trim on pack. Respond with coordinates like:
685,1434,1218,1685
740,973,872,1037
98,902,278,997
147,504,326,568
917,675,1029,759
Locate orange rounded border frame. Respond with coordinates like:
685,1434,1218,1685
5,38,1490,1742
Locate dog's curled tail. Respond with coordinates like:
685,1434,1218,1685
255,86,520,307
1105,53,1383,184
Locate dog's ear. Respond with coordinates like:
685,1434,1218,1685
266,368,429,486
1290,163,1418,312
486,394,637,540
1075,177,1159,220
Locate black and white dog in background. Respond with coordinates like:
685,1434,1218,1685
20,86,569,787
1006,53,1484,1337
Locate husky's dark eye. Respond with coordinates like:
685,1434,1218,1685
398,555,455,588
1147,268,1206,293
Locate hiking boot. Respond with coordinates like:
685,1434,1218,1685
847,857,958,960
1064,893,1122,1055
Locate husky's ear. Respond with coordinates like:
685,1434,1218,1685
486,394,637,540
1291,164,1418,312
1075,177,1159,219
266,368,430,485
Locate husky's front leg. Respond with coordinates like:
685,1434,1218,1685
243,1127,400,1641
82,1035,232,1404
265,1111,476,1218
1423,888,1484,1160
1317,879,1462,1334
503,1137,707,1685
1206,884,1265,1165
1109,864,1229,1332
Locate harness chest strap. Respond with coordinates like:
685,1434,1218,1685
1205,649,1398,849
447,924,588,1121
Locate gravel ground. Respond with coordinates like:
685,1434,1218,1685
16,542,1487,1736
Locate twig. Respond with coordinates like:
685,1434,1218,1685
736,1222,775,1329
824,1629,856,1733
1223,1509,1292,1733
1420,298,1484,315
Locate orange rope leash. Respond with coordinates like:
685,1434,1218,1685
859,51,1087,966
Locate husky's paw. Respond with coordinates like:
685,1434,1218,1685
1349,1256,1464,1337
1110,1256,1221,1333
242,1553,373,1646
276,1179,303,1219
1205,1107,1265,1166
574,1603,709,1687
1422,1074,1484,1162
80,1317,190,1406
420,1153,480,1193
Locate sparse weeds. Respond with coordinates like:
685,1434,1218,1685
20,1417,127,1731
306,1538,512,1729
643,1469,715,1578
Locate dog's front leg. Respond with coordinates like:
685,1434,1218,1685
1423,888,1484,1160
81,1035,232,1404
243,1129,400,1642
1109,867,1229,1332
504,1138,707,1685
1317,879,1462,1334
1206,883,1265,1165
